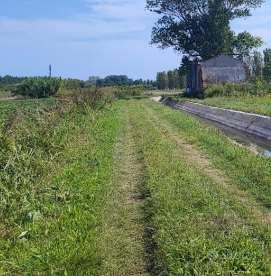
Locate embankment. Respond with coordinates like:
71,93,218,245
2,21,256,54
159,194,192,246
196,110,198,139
161,97,271,141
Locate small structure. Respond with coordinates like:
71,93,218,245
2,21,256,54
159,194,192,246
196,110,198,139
187,54,247,96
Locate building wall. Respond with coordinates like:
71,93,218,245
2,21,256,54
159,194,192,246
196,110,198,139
187,55,247,95
201,63,246,86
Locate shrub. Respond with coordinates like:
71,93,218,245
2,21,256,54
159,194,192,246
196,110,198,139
71,87,115,109
204,80,271,98
70,85,145,108
14,77,61,98
114,85,145,98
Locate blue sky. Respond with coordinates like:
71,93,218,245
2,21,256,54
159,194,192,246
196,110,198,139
0,0,270,80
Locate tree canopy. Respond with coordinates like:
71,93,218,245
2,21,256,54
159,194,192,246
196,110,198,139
146,0,264,59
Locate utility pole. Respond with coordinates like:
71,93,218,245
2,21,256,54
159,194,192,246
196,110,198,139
49,64,52,78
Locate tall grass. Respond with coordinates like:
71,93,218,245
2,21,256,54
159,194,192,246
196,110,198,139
0,93,121,274
193,95,271,116
204,80,271,98
147,100,271,208
58,85,145,104
0,99,72,229
128,100,271,274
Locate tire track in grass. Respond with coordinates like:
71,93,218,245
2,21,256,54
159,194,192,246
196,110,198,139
101,104,150,276
144,101,271,226
127,100,271,273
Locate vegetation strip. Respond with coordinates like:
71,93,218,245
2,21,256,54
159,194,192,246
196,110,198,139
147,100,271,208
0,100,121,274
126,99,271,274
144,103,271,225
2,97,271,274
162,97,271,140
100,104,149,275
192,95,271,117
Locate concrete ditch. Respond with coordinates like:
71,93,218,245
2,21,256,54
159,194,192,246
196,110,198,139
160,97,271,141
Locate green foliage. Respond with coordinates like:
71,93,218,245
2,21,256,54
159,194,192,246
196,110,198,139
129,100,271,274
263,48,271,82
0,89,12,99
70,86,145,107
114,85,145,98
147,0,264,59
2,97,271,273
90,75,156,89
157,69,185,90
0,75,27,85
193,95,271,117
61,78,85,90
204,81,271,98
156,71,168,90
71,87,115,109
0,99,63,233
167,70,175,90
97,75,133,86
233,32,263,60
14,77,61,98
252,51,264,78
0,99,121,274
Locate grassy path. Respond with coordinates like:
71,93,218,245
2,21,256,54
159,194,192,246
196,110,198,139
101,107,149,275
144,104,271,225
2,99,271,274
146,100,271,207
125,99,271,274
0,104,122,274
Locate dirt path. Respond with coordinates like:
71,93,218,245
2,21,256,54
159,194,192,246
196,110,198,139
144,103,271,226
101,109,150,276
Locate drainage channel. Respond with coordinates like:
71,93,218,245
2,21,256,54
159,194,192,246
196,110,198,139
156,97,271,158
192,114,271,158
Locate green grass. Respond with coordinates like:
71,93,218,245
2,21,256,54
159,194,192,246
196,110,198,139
126,100,271,274
2,97,271,274
0,89,12,99
0,98,55,130
145,100,271,207
149,99,271,206
146,89,184,97
0,101,121,274
192,95,271,116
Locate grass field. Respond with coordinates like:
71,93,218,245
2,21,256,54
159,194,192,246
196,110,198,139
192,95,271,116
0,90,11,99
1,98,271,274
0,98,55,130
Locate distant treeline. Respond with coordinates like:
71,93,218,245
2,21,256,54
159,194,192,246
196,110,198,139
0,75,157,89
0,74,160,98
156,69,186,90
0,75,27,86
87,75,156,88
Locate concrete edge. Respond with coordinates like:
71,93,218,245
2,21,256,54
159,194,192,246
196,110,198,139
158,97,271,141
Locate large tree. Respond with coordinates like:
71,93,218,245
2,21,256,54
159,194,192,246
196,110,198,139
232,31,263,60
147,0,264,59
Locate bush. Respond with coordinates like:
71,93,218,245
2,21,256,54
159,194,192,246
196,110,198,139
70,85,145,108
71,87,115,109
14,77,61,98
204,80,271,98
114,85,145,98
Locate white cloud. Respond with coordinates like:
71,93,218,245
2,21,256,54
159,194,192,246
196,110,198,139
0,0,153,43
0,17,147,43
232,1,271,48
0,0,180,79
84,0,149,20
